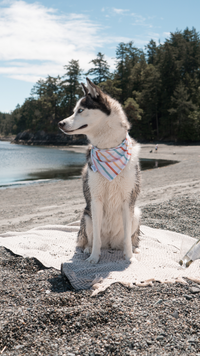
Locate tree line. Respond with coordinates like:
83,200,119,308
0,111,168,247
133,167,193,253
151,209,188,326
1,27,200,142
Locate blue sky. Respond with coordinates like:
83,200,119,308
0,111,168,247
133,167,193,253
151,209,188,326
1,0,200,112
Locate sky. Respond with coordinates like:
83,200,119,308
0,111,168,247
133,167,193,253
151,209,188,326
1,0,200,112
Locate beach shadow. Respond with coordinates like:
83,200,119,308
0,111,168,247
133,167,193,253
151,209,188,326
61,246,132,292
48,273,73,293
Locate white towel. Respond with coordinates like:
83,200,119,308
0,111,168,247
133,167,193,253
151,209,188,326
0,222,199,296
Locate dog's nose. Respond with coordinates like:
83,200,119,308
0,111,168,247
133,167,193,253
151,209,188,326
58,121,65,128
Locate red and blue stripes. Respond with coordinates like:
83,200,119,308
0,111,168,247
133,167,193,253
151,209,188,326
91,133,132,181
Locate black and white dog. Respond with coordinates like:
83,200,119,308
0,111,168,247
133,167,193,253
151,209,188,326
59,78,141,263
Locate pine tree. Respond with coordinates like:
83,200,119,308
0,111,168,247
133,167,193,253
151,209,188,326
86,52,110,84
145,39,157,65
31,75,62,127
168,82,196,140
123,98,143,138
134,65,161,140
62,60,82,115
115,42,144,103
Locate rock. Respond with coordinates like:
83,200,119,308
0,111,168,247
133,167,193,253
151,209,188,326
183,294,193,300
154,299,163,305
190,287,200,294
172,310,179,319
13,130,88,146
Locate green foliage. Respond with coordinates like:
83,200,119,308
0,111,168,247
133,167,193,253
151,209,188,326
0,112,14,136
123,98,143,139
86,52,110,84
1,28,200,142
62,60,83,115
123,98,142,121
115,41,145,102
98,78,122,101
169,82,197,140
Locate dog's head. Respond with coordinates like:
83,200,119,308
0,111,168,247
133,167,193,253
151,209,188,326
58,78,111,136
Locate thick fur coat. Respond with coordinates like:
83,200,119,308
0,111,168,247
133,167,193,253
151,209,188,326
58,78,141,263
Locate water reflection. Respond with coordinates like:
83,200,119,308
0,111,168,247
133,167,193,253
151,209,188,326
27,158,179,181
140,158,178,171
0,141,179,187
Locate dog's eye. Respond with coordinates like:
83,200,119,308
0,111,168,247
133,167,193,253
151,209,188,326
78,108,84,114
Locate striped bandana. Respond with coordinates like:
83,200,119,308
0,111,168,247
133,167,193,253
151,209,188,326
91,133,132,181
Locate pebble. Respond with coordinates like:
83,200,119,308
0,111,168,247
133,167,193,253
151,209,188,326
190,287,200,294
172,310,179,319
183,294,193,300
154,298,163,305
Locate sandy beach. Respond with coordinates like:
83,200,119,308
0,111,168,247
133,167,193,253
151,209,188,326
1,143,200,356
0,143,199,234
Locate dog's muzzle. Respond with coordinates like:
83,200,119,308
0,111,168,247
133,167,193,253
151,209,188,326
58,121,88,133
58,121,65,129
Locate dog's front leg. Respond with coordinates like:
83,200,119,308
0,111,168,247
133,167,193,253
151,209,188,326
122,201,134,261
86,199,103,264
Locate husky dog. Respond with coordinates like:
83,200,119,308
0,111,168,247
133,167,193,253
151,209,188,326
58,78,141,263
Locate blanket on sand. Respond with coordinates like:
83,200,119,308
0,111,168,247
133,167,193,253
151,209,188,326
0,222,199,296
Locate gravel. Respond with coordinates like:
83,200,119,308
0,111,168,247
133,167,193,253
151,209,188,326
142,193,200,238
1,196,200,356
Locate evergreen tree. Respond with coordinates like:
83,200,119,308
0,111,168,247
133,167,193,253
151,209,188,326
86,52,110,84
115,41,144,103
135,64,161,139
168,82,196,140
123,98,143,138
145,39,157,65
62,60,83,115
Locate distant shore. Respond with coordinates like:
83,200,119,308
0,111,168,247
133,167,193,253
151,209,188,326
0,135,15,142
1,131,200,146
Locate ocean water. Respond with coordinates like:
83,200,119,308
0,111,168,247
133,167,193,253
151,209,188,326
0,141,86,188
0,141,178,188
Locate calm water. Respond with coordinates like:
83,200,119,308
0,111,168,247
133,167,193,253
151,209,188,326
0,141,178,188
0,141,86,188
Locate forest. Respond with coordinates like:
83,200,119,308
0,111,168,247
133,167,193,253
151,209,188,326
1,27,200,142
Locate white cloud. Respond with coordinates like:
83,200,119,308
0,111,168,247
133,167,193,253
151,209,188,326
0,1,129,82
131,13,146,21
113,8,129,15
131,13,147,25
163,32,171,38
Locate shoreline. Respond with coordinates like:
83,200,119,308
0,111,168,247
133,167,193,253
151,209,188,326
0,143,199,234
0,135,15,142
1,133,200,146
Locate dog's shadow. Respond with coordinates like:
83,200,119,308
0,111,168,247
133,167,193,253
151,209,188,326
61,246,132,292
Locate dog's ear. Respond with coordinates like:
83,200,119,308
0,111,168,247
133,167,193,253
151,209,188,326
86,77,99,99
81,82,89,96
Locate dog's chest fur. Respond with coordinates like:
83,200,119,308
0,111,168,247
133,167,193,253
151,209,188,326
85,142,140,246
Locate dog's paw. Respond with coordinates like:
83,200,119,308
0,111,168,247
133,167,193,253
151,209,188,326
86,254,100,264
84,246,92,254
124,251,137,263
